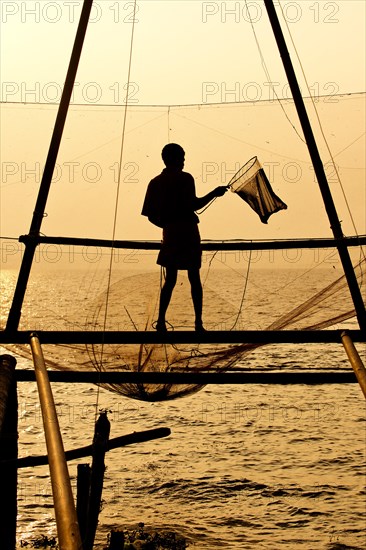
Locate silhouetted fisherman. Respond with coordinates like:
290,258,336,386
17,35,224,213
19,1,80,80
142,143,227,332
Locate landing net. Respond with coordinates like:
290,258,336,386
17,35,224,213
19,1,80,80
228,157,287,224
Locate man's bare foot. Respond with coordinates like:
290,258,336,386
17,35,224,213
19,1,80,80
195,322,206,333
156,320,167,332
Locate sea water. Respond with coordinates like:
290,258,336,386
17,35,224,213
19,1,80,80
1,265,365,549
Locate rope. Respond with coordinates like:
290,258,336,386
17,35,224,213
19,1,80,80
243,0,305,144
277,0,366,271
229,248,252,330
167,106,171,142
244,0,366,279
94,0,139,421
1,91,364,108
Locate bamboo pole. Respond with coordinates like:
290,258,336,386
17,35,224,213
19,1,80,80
29,334,82,550
263,0,366,332
6,0,94,333
0,354,18,550
341,331,366,399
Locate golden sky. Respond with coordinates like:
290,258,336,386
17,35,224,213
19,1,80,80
1,0,365,242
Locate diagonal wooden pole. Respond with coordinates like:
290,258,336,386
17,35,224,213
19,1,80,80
341,331,366,399
263,0,366,332
29,334,82,549
6,0,94,333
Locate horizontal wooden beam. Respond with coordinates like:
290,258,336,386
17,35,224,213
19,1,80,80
5,428,171,469
0,329,364,345
18,234,366,251
0,329,363,345
15,369,356,385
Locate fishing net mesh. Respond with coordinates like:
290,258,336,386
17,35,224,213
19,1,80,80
1,95,365,400
0,239,365,401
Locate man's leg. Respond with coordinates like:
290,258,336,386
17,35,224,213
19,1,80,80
157,267,178,330
188,268,204,331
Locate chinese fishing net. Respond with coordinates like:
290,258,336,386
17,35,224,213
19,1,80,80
1,238,365,402
0,95,365,402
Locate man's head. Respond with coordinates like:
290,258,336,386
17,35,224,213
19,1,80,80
161,143,185,169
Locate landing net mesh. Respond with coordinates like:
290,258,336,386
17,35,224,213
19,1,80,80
228,156,288,223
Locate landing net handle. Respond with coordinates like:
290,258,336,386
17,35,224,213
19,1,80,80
226,156,261,191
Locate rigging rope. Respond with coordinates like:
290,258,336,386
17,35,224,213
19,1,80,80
1,93,364,110
95,0,139,420
277,0,366,271
167,106,171,143
229,248,252,330
243,0,305,145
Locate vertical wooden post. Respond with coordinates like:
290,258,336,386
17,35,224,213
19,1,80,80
84,411,110,550
77,464,91,544
108,530,125,549
0,354,18,550
0,354,17,430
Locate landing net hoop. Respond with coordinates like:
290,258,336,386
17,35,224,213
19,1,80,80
227,156,287,224
227,156,261,190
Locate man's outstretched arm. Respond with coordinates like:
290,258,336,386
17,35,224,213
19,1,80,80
194,186,227,210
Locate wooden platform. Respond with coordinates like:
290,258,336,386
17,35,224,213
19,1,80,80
14,369,357,385
0,329,364,345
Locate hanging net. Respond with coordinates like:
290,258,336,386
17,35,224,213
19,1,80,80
0,94,365,401
0,238,365,402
